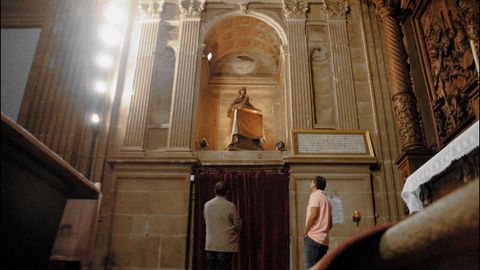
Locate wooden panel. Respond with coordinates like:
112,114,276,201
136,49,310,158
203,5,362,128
1,0,52,27
412,0,479,147
1,113,100,268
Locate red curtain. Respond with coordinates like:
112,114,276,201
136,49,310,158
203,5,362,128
192,169,289,270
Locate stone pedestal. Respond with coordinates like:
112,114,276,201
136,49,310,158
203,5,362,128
226,135,263,151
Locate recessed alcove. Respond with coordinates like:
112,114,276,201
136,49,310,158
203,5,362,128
195,15,286,152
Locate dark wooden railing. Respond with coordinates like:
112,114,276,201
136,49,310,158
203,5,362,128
1,113,100,269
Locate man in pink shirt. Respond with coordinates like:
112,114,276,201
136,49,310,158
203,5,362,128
304,176,333,269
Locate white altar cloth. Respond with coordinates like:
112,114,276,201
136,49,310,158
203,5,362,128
401,121,479,214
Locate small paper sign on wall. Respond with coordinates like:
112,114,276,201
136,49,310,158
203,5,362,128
327,194,345,224
291,129,375,158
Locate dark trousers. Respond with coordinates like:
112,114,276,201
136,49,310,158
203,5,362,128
304,236,328,269
206,251,233,270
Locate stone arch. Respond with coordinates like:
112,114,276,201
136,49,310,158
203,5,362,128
201,11,288,46
195,12,288,151
145,45,176,150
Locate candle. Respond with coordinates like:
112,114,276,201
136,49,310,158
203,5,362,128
470,39,480,73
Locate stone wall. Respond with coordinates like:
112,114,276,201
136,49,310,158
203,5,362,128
93,163,192,269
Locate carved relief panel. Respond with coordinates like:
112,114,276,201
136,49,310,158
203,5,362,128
418,0,479,145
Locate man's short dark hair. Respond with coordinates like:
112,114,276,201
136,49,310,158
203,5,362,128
314,176,327,190
214,181,229,196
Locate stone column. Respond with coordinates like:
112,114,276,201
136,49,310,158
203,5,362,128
123,1,163,148
283,0,314,129
167,0,204,151
321,0,358,129
372,0,425,151
373,0,431,214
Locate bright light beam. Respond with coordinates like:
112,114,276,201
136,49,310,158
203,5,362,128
98,25,122,47
103,3,125,24
93,80,108,93
95,53,114,69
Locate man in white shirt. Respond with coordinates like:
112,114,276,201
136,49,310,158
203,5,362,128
204,181,242,270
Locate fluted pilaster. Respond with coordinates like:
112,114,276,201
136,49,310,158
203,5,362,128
17,0,96,169
373,0,425,151
167,0,204,150
124,3,162,147
283,0,314,129
321,0,358,129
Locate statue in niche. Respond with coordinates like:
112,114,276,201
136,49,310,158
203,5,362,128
225,87,265,151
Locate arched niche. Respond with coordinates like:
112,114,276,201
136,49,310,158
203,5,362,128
311,46,337,129
145,44,176,150
195,15,287,151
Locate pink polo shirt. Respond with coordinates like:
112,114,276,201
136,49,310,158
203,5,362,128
306,190,332,246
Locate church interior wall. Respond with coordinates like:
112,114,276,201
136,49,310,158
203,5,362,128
4,0,477,269
100,2,399,267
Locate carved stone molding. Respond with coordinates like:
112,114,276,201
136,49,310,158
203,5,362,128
239,2,249,14
179,0,205,19
281,44,290,55
392,92,425,150
138,0,164,18
282,0,309,19
320,0,349,20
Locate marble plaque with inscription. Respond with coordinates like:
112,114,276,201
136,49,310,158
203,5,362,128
292,130,374,157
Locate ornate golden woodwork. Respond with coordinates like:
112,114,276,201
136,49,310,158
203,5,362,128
420,0,479,144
